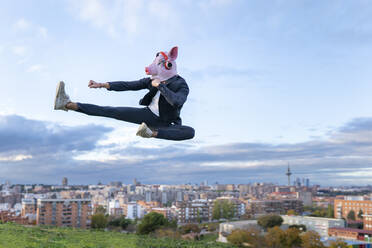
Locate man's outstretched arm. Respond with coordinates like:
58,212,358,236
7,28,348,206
89,78,151,91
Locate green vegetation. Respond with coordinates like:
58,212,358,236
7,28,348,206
91,213,108,229
179,224,201,234
227,226,326,248
328,239,349,248
288,224,307,232
137,212,169,235
304,205,334,218
347,210,356,221
301,230,325,248
358,209,364,219
0,222,234,248
212,199,235,220
257,214,283,230
108,216,133,230
227,228,265,247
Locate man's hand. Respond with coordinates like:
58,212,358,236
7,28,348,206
151,78,161,87
88,80,101,88
88,80,109,89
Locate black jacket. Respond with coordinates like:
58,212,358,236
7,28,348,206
108,75,189,125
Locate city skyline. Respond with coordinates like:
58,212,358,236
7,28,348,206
1,1,372,185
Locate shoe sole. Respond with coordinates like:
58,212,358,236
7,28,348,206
54,81,64,110
136,123,150,137
136,123,146,136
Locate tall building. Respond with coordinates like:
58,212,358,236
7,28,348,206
161,192,168,205
286,164,292,186
145,191,152,202
124,202,146,220
176,191,184,202
36,199,92,229
62,177,68,186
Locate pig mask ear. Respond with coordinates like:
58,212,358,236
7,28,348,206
168,46,178,61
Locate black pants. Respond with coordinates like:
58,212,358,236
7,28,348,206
76,103,195,141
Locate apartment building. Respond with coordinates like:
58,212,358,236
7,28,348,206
36,199,92,229
172,199,213,223
334,196,372,220
124,202,146,220
249,199,304,215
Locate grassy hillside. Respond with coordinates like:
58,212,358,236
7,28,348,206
0,223,235,248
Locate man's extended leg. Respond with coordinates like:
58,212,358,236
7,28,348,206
70,102,167,127
155,125,195,141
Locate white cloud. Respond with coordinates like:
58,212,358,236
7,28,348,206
69,0,116,36
14,18,48,39
14,18,31,30
12,46,27,56
73,126,160,162
27,64,44,73
198,0,233,10
120,0,144,35
0,154,32,162
67,0,180,37
38,26,48,38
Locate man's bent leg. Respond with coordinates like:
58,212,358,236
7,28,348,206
156,125,195,141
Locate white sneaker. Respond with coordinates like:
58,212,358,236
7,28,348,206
136,122,153,138
54,81,71,111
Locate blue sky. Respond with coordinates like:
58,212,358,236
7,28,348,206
1,0,372,185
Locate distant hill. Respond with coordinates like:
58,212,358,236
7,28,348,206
0,223,235,248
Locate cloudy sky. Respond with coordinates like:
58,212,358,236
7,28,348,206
1,0,372,186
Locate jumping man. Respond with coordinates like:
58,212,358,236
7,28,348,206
54,46,195,141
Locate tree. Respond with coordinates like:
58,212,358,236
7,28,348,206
221,200,235,219
227,229,250,247
288,224,307,232
265,226,302,248
212,199,235,220
179,224,201,234
107,216,132,230
265,226,286,248
347,210,356,221
119,217,132,230
91,213,108,229
284,227,302,248
137,212,168,234
329,239,348,248
206,222,219,232
258,215,283,230
212,200,221,220
287,209,297,216
327,204,334,218
301,231,325,248
358,209,363,219
94,205,107,215
227,228,264,248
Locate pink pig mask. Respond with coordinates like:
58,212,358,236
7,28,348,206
145,46,178,81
